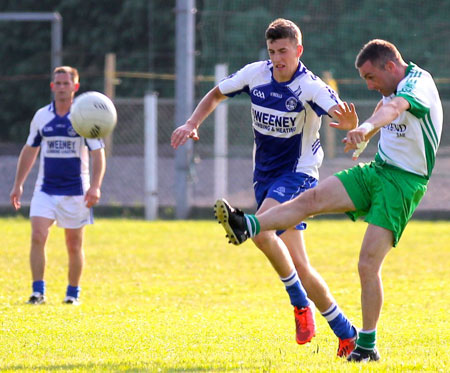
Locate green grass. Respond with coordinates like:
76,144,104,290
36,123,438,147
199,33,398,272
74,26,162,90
1,217,449,372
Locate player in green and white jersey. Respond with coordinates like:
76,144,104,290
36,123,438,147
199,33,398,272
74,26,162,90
359,54,442,179
214,39,443,362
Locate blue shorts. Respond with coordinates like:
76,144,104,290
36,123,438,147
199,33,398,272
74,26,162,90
254,172,318,233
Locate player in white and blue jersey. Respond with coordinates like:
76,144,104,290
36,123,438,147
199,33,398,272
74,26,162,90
10,66,106,306
172,18,357,355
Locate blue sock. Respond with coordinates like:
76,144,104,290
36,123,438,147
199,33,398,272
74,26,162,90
321,303,356,339
280,270,309,308
66,285,80,299
32,280,45,295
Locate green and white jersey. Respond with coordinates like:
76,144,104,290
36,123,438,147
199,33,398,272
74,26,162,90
377,62,442,178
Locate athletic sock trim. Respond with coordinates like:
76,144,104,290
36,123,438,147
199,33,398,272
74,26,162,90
280,269,309,308
360,328,376,334
321,304,340,321
280,270,299,287
245,215,255,236
245,214,260,237
322,302,356,339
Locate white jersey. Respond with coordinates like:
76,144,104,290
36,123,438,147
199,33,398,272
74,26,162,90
378,62,443,178
26,101,104,196
219,60,341,181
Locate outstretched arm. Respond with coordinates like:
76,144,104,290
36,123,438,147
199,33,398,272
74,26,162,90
171,86,227,149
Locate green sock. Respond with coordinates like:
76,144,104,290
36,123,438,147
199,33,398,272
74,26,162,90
245,214,260,237
356,330,376,350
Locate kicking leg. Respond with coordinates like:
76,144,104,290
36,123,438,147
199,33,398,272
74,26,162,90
256,176,355,232
214,176,355,244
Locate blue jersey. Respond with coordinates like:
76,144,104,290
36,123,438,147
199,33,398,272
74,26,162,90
26,101,104,196
219,60,341,181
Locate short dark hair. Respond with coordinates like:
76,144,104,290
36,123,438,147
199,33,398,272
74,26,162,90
53,66,79,83
355,39,403,69
265,18,302,45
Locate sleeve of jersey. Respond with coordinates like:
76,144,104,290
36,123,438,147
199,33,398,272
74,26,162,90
85,138,105,151
218,63,255,97
396,79,430,119
308,77,342,116
26,112,42,147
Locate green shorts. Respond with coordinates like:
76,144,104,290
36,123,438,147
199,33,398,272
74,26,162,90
334,155,428,247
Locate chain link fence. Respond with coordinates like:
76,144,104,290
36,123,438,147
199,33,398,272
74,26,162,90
1,97,449,217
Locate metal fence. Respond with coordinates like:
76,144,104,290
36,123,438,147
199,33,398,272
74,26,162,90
114,97,450,214
4,97,448,217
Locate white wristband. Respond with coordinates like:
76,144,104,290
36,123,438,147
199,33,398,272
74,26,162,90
359,122,375,132
352,141,368,159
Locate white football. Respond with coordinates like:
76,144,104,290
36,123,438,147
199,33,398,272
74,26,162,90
70,91,117,138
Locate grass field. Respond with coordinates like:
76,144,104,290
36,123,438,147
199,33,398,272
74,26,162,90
1,217,449,372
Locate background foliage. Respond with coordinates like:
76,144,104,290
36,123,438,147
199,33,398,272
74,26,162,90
1,0,449,142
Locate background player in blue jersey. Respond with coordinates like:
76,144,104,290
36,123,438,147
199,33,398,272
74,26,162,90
9,66,106,305
171,18,357,356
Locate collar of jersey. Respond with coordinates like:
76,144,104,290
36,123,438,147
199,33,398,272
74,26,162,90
270,59,307,86
50,101,70,118
393,62,417,96
405,61,416,77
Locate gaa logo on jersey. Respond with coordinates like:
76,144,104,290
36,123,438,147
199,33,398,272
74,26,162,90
285,97,298,111
42,126,54,135
252,89,265,99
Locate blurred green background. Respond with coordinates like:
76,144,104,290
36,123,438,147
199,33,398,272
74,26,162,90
1,0,449,142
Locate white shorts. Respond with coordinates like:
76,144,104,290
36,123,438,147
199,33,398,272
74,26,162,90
30,191,94,229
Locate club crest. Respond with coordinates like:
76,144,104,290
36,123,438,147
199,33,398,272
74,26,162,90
285,97,298,111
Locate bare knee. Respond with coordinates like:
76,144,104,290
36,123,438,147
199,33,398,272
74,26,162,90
65,237,83,255
252,231,278,253
31,229,48,247
67,245,83,257
358,253,381,282
65,228,84,255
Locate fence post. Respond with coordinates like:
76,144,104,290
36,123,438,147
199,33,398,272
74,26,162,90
104,53,116,157
174,0,196,219
214,64,228,200
144,92,158,220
